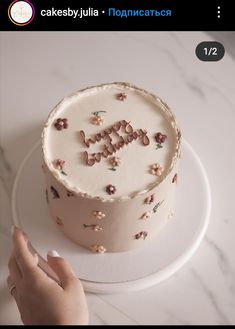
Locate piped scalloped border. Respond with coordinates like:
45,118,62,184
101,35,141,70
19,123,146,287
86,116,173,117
41,82,181,203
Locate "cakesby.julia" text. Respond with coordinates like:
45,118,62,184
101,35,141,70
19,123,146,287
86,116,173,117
41,8,99,19
80,120,150,166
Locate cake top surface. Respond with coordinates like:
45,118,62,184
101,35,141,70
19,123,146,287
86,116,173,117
42,82,181,201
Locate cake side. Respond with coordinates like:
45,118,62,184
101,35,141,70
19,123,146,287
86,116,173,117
43,160,179,252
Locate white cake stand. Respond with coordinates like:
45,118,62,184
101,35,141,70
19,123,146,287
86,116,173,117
11,140,211,293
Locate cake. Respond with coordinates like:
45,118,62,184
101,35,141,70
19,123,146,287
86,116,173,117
42,82,181,253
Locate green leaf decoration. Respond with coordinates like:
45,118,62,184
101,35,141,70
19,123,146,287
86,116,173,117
156,144,163,149
61,170,67,176
92,111,107,117
108,167,116,171
152,200,164,213
83,224,92,228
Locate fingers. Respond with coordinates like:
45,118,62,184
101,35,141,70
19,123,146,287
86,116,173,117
8,254,22,283
12,227,39,276
47,250,77,290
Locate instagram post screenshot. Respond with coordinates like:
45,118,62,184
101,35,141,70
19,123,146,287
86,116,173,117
0,0,234,325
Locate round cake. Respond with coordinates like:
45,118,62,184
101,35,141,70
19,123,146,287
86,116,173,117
42,82,181,253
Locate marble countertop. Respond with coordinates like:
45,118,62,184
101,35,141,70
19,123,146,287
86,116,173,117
0,31,235,325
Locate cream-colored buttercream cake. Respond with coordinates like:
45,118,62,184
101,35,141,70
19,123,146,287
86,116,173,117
42,82,181,253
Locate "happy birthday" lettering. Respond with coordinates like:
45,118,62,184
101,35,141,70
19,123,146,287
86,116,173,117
80,120,150,166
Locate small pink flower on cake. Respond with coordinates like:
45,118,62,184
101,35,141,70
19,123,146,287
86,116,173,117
90,244,107,253
54,118,68,130
53,159,65,170
155,132,167,144
144,194,155,204
155,132,167,150
106,184,116,195
90,111,106,126
150,163,163,176
93,211,106,220
134,231,148,240
172,173,178,183
116,92,127,101
53,159,67,176
108,156,121,171
140,211,152,220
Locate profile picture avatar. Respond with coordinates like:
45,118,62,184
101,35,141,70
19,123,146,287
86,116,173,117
8,0,35,26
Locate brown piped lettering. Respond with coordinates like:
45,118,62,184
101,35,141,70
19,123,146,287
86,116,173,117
81,120,150,165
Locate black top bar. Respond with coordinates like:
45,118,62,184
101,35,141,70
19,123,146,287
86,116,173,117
0,0,233,31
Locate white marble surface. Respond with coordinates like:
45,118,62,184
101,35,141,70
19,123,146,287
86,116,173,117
0,31,235,325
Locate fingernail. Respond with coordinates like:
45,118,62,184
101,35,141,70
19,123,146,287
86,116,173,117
47,250,60,258
11,225,15,236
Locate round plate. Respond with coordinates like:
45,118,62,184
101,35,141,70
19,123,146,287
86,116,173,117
12,140,211,293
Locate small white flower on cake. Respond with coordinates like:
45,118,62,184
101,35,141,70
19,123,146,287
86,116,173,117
90,111,106,126
150,163,163,176
90,244,107,253
140,211,152,220
93,225,103,231
93,211,106,220
91,115,104,126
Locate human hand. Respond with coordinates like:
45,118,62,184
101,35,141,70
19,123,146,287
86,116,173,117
7,227,89,325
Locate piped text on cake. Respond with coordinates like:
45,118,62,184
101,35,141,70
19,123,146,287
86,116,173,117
80,120,150,166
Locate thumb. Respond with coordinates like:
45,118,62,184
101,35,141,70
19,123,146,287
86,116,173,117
47,250,77,289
